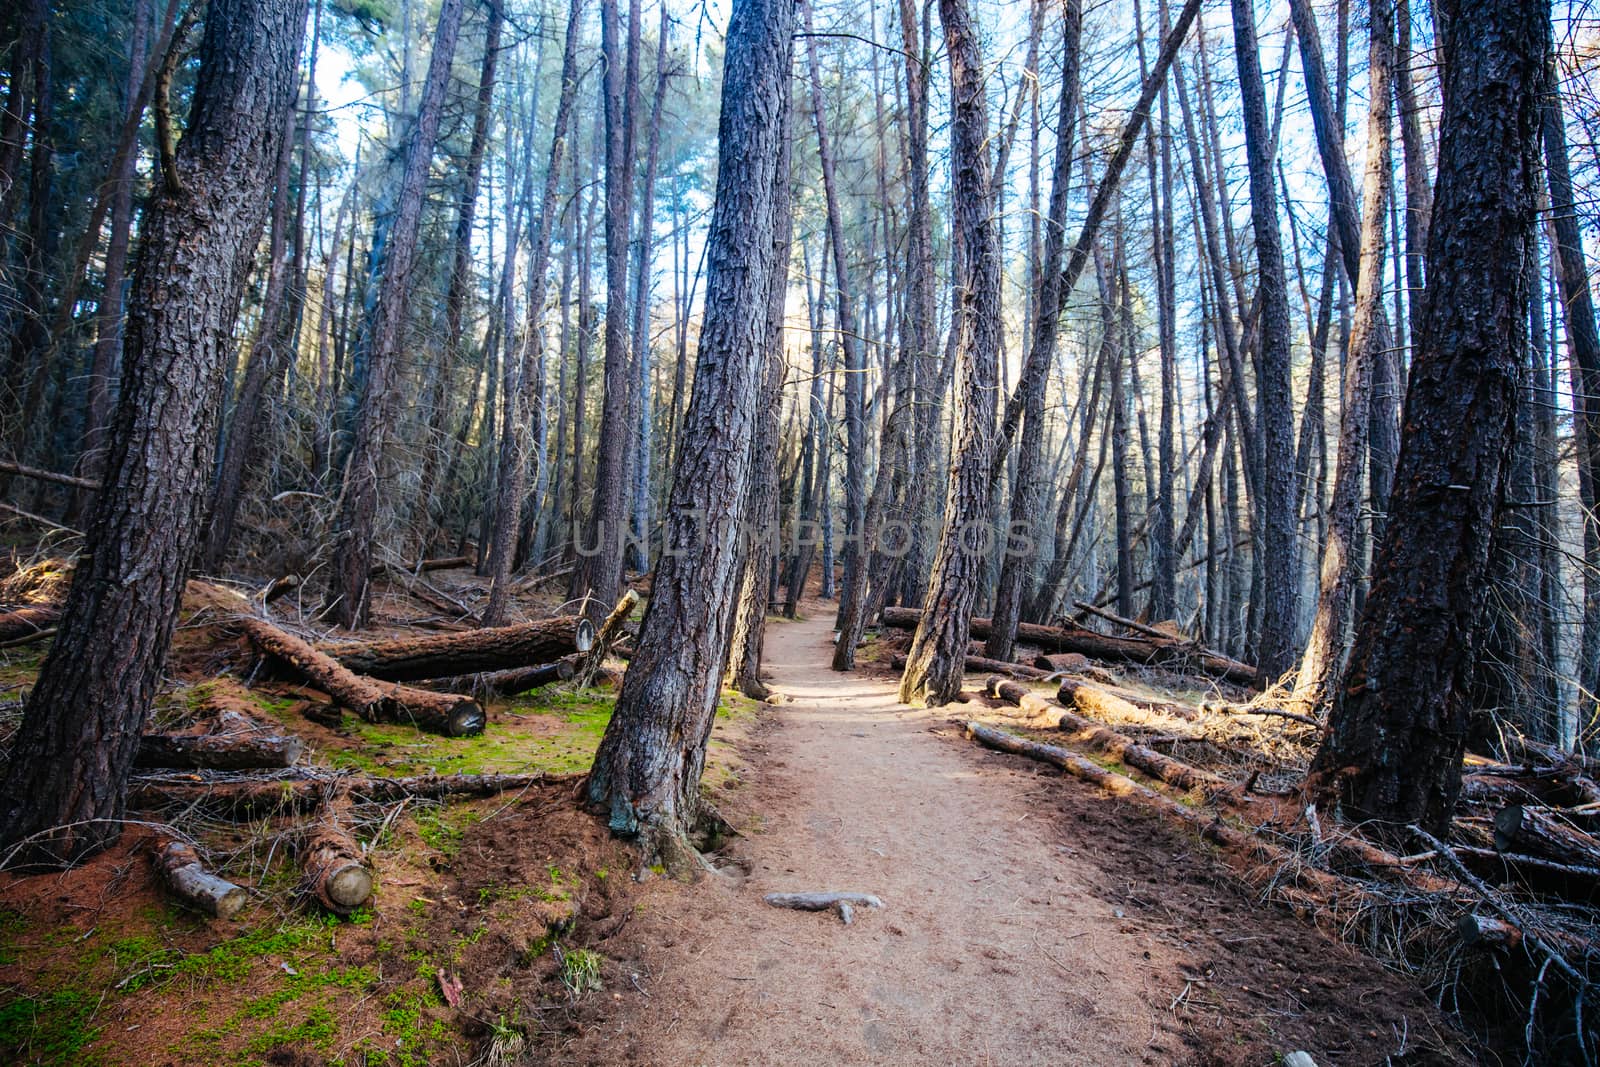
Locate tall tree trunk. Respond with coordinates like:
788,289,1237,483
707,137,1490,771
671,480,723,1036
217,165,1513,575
326,0,465,627
898,0,1001,707
728,97,794,699
1309,0,1543,836
586,0,794,869
985,0,1082,663
483,0,585,626
1294,0,1392,708
803,12,867,630
1540,54,1600,738
415,0,507,546
627,4,671,573
0,0,306,864
570,0,640,622
1230,0,1299,680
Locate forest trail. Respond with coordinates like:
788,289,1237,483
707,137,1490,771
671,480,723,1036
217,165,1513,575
589,612,1195,1065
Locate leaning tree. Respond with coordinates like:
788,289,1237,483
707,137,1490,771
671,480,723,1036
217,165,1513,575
0,0,308,863
584,0,794,870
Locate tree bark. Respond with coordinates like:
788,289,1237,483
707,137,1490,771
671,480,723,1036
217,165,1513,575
1309,0,1544,837
584,0,794,870
0,0,308,865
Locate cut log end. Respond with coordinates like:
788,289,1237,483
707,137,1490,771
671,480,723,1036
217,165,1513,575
321,862,375,912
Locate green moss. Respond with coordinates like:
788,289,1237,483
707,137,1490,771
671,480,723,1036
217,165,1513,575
0,906,26,965
0,989,104,1066
244,1004,338,1056
413,805,480,857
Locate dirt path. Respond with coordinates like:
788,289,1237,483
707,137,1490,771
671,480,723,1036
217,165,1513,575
563,613,1462,1066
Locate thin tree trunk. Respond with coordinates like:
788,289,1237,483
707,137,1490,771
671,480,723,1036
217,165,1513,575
570,0,639,623
1541,55,1600,735
1294,0,1392,708
898,0,1001,707
483,0,584,626
986,0,1082,663
1230,0,1299,680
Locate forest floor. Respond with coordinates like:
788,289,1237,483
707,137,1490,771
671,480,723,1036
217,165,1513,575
538,606,1468,1067
0,573,1482,1066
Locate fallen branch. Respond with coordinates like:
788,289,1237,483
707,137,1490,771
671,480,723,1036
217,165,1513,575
576,590,639,687
987,678,1232,798
962,721,1360,913
765,891,884,924
890,652,1049,681
129,770,566,819
879,607,1258,687
0,603,61,643
153,839,248,919
0,459,100,491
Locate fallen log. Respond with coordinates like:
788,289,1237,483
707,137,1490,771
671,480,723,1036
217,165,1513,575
987,678,1231,797
1493,805,1600,869
135,728,304,770
153,839,248,919
0,603,61,643
129,770,565,819
1034,652,1091,673
1456,913,1523,951
1057,677,1203,729
879,607,1258,687
318,615,595,682
241,618,486,736
961,721,1359,910
299,791,373,914
889,651,1049,681
427,655,578,699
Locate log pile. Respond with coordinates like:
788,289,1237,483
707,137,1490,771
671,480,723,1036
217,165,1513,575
242,618,487,736
877,606,1258,687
